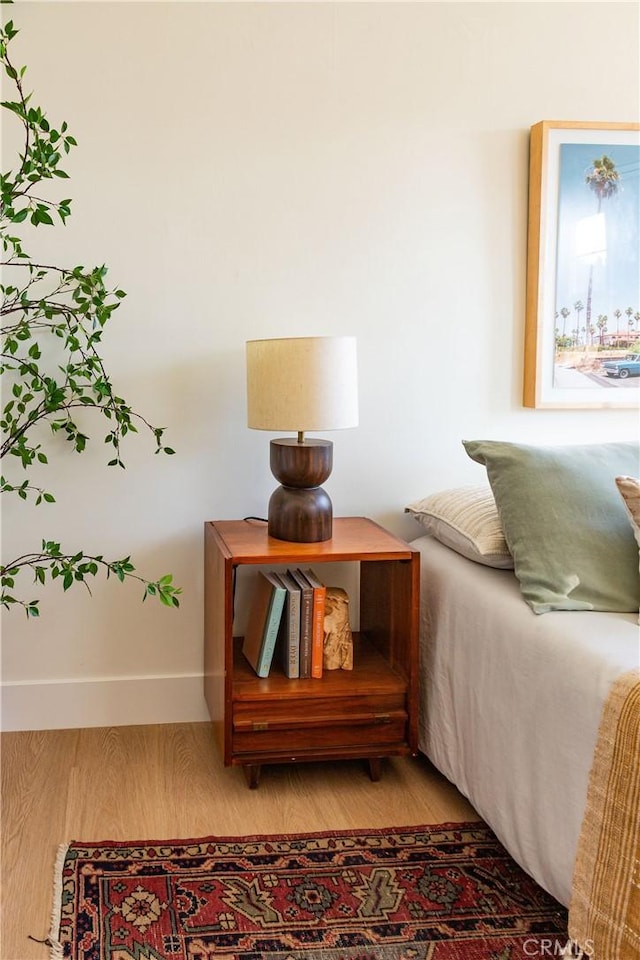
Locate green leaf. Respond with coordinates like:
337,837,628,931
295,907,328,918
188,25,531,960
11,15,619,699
159,590,180,609
33,207,54,226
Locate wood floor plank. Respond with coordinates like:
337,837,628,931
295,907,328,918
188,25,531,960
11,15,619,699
0,722,478,960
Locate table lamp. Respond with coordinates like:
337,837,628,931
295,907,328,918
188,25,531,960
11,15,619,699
246,336,358,542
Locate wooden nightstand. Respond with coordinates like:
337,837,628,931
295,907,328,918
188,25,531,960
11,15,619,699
204,517,419,788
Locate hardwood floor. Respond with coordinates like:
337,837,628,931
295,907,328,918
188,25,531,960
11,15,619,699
0,722,478,960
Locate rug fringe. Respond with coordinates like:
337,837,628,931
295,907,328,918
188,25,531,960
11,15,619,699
47,843,68,959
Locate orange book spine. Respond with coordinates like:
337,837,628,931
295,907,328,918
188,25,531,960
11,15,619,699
305,569,326,679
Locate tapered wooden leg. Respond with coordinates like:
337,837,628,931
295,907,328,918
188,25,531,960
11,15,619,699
368,758,382,782
244,764,261,789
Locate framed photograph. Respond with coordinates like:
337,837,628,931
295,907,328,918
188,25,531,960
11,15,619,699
524,121,640,408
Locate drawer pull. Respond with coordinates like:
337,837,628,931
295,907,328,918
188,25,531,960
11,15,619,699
375,713,391,724
252,721,269,731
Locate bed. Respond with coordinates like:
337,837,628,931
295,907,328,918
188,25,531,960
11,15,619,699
412,533,637,908
405,440,640,958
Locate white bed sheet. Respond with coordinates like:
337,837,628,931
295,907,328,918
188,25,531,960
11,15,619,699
413,534,639,907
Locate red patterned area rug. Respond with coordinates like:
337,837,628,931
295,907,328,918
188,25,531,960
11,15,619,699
49,822,568,960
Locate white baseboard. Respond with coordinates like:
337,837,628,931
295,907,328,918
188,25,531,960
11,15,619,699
1,673,212,731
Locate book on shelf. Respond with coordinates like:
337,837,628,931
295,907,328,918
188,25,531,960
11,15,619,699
288,568,314,679
303,568,327,679
276,570,302,679
242,570,286,678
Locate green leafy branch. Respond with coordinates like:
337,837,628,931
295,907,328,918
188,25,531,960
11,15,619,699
0,16,76,244
1,261,175,474
1,16,180,615
1,541,181,617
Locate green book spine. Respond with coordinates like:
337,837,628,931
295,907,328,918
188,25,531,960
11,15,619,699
255,573,287,677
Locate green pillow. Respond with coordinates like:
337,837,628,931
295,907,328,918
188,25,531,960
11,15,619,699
463,440,640,614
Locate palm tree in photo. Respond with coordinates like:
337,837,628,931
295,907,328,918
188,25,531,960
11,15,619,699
559,306,571,345
584,155,620,334
614,308,623,338
574,299,585,348
596,313,608,346
626,306,634,340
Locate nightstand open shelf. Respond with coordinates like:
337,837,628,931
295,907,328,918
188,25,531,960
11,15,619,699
204,517,419,788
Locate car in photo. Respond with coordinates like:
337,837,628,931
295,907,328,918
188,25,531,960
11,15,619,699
602,354,640,379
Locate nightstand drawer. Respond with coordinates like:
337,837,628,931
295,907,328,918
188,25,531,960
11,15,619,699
233,692,405,727
232,707,408,756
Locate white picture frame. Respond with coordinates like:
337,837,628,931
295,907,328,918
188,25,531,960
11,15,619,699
524,121,640,409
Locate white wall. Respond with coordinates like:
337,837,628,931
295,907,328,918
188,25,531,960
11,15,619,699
2,2,638,730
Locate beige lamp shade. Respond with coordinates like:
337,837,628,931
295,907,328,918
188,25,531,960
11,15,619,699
246,336,358,433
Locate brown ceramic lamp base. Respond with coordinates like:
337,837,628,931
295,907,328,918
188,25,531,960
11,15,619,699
268,438,333,542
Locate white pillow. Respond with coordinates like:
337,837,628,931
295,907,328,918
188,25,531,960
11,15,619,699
405,485,514,569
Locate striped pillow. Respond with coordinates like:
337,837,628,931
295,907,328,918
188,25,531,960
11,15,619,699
405,485,513,568
616,476,640,550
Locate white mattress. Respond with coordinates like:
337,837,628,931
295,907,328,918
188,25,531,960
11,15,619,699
413,534,639,907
